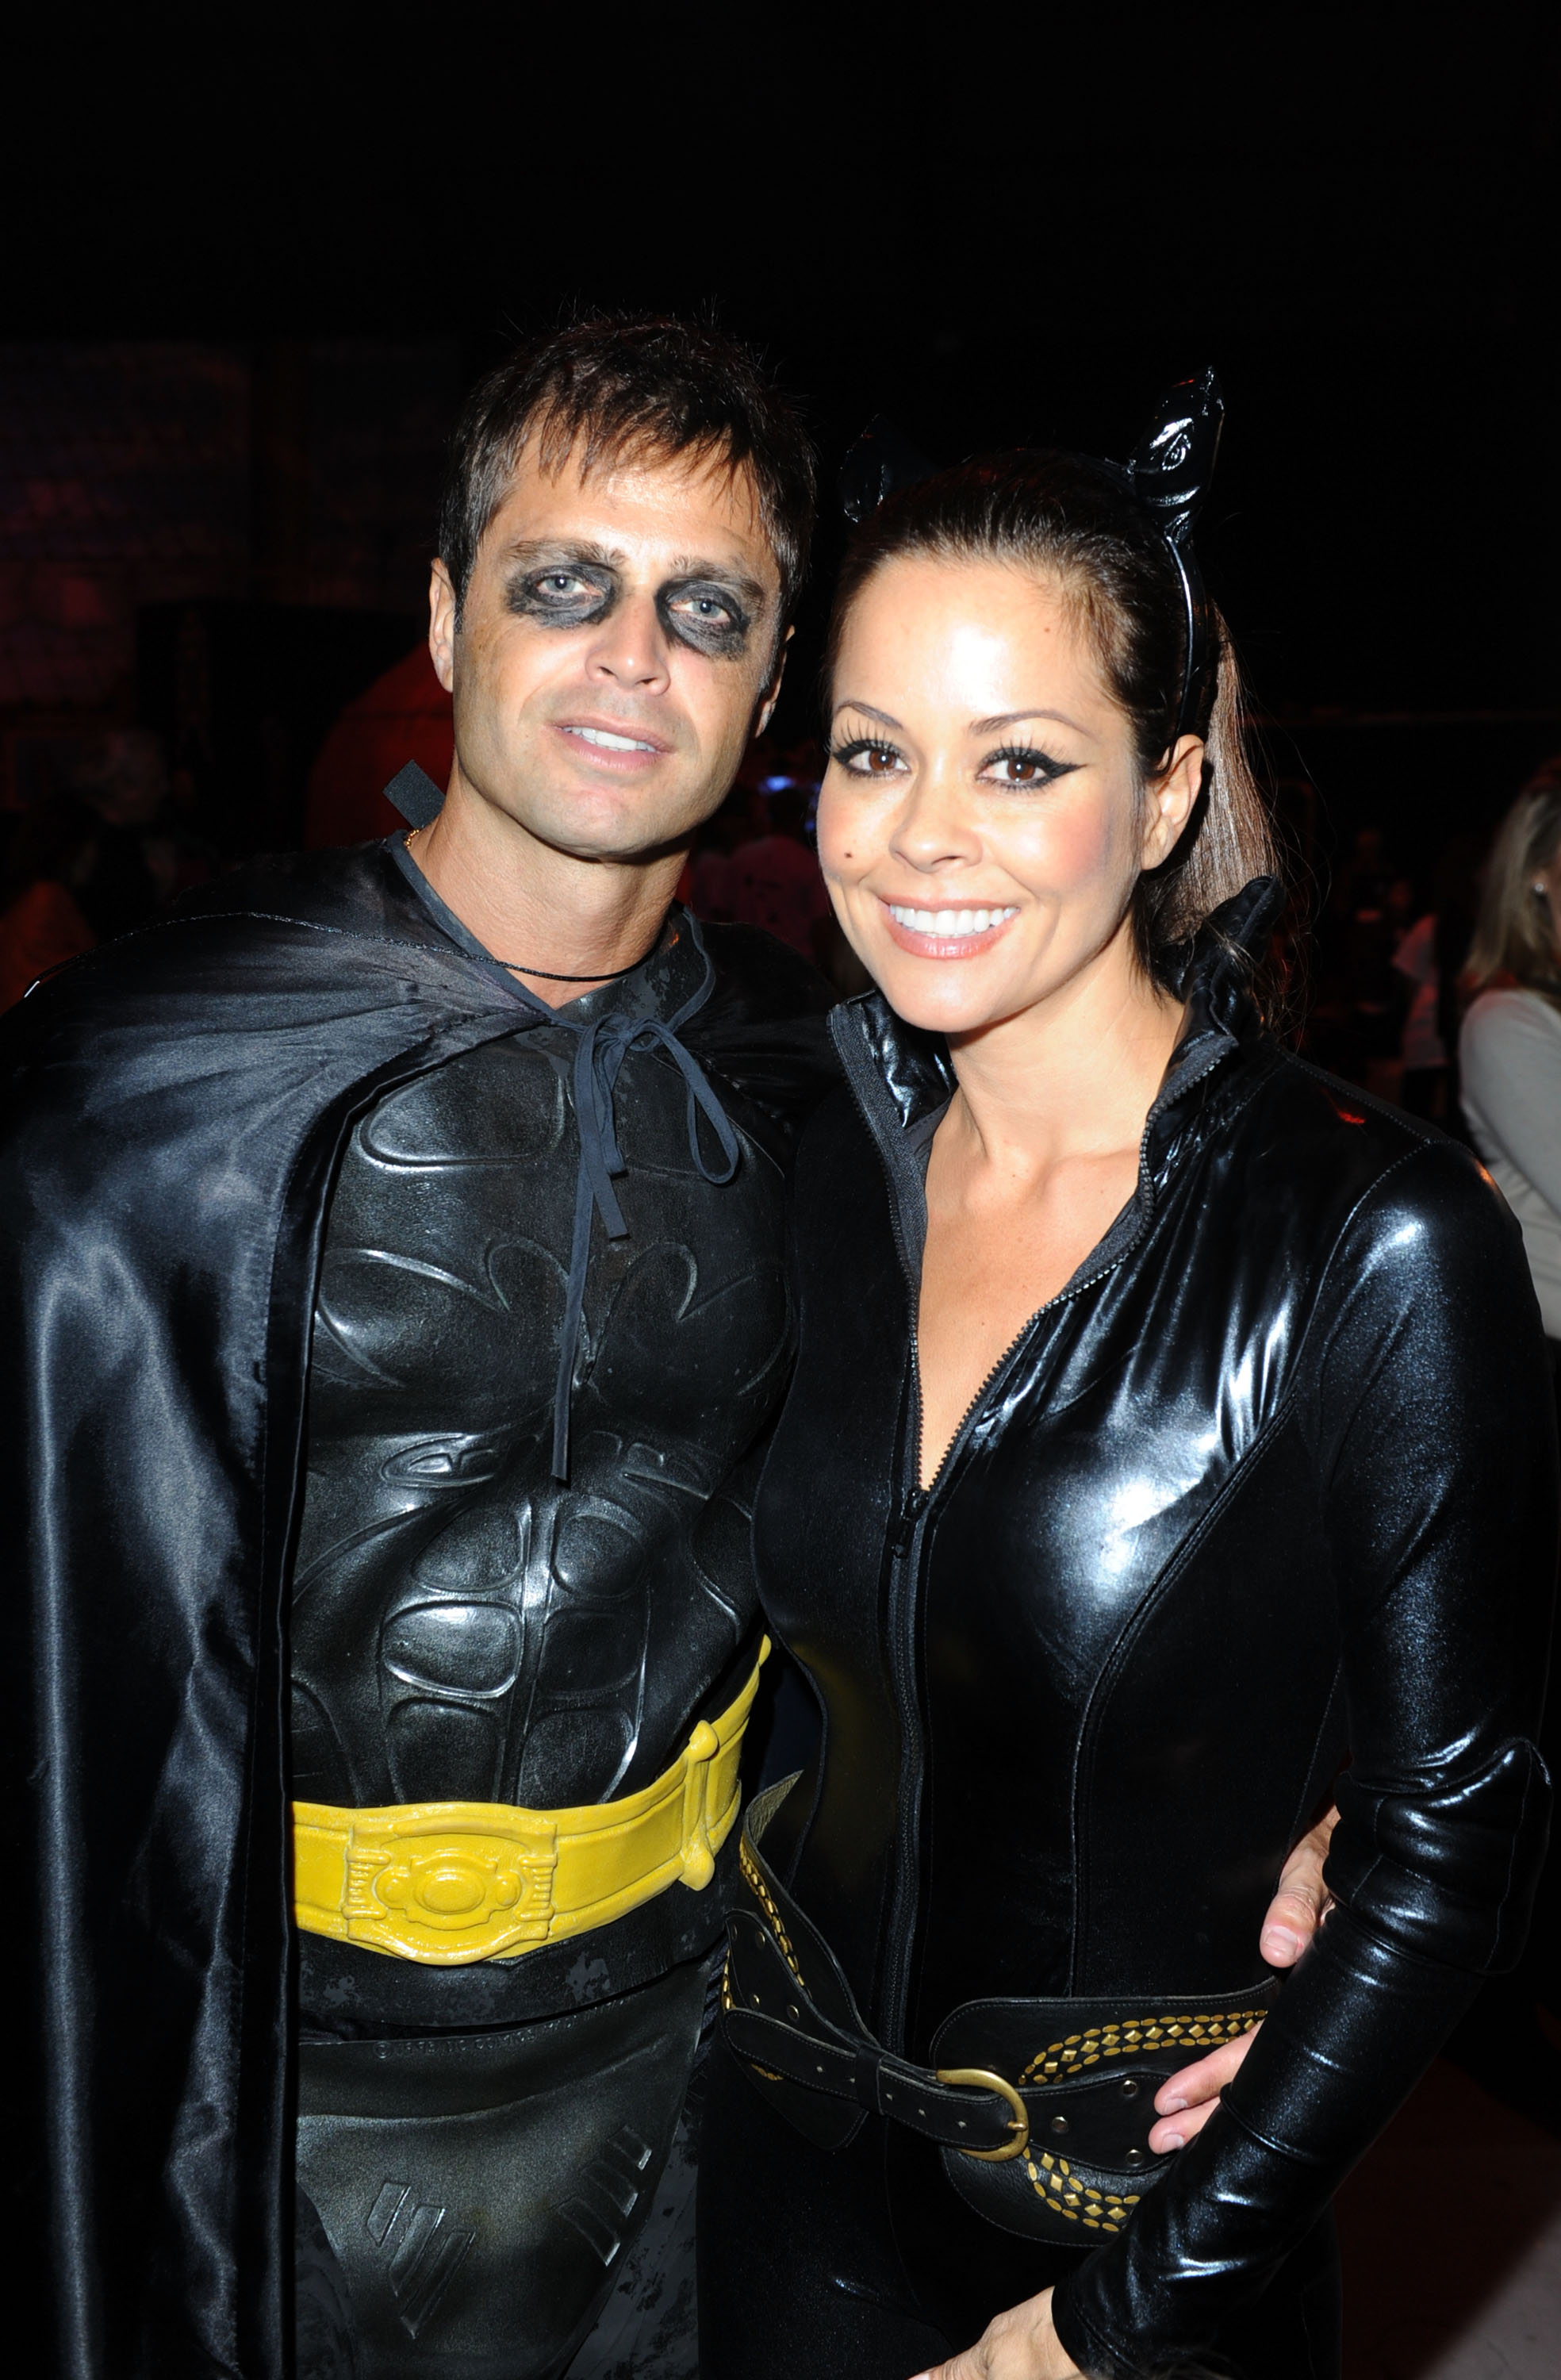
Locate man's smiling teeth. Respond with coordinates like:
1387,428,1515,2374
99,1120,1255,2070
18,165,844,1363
887,903,1018,938
566,725,659,753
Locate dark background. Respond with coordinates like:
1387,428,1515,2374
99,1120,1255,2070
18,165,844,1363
3,9,1559,883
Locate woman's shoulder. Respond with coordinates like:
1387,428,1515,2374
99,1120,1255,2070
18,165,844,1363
1241,1046,1513,1255
1461,983,1561,1053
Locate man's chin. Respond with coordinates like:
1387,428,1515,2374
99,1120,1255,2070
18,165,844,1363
472,772,720,863
496,800,704,869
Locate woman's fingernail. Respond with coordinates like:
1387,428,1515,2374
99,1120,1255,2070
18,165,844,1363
1158,2093,1187,2113
1159,2129,1185,2151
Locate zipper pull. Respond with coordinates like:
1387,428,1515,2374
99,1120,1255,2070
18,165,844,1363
888,1486,929,1557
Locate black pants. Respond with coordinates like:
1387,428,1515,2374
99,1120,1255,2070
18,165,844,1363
294,1961,707,2380
697,2036,1341,2380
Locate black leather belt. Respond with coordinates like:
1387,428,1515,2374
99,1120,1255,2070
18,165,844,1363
722,1776,1279,2244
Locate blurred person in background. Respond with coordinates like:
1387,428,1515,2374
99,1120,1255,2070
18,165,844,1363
730,783,831,958
0,793,98,1009
71,727,171,936
686,791,751,922
1392,831,1484,1127
1327,823,1406,1089
1458,761,1561,2117
1462,770,1561,1353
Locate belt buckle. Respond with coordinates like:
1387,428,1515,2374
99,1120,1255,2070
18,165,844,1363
346,1817,558,1960
936,2065,1030,2162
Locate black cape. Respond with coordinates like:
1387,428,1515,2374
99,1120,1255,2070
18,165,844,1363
2,840,836,2380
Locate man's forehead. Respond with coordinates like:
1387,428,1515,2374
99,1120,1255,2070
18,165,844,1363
484,437,776,583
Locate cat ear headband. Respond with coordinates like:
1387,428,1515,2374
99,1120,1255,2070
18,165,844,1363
838,368,1224,743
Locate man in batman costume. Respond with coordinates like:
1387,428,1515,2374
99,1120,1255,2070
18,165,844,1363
6,321,1328,2380
6,317,838,2380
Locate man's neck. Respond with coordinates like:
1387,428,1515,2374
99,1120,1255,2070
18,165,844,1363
408,775,687,1004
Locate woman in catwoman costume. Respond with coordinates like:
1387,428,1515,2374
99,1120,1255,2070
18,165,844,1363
696,379,1559,2379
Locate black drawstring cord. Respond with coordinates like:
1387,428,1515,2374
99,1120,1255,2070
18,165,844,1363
545,919,738,1480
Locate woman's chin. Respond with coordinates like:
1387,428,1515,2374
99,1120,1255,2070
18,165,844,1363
866,954,1024,1038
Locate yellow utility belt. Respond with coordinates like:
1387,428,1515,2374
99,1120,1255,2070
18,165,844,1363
293,1642,767,1965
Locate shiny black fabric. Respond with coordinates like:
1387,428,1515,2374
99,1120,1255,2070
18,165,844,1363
1,839,834,2380
739,881,1557,2379
295,1960,707,2380
697,2036,1343,2380
293,932,791,1817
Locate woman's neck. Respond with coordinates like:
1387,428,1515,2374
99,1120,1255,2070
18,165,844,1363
942,928,1186,1179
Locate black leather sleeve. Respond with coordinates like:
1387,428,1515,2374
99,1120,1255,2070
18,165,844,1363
1052,1144,1558,2380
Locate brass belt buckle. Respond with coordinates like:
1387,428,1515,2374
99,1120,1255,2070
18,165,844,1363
936,2065,1030,2162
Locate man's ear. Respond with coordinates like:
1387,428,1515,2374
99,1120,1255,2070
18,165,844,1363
428,559,458,694
754,623,794,740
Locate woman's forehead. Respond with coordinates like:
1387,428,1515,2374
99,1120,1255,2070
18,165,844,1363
835,557,1111,724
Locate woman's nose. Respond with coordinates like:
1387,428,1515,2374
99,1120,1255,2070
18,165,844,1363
888,766,984,872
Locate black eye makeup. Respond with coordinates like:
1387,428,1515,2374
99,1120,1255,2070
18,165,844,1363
976,743,1080,790
501,552,757,660
658,579,754,659
505,559,616,625
828,734,907,778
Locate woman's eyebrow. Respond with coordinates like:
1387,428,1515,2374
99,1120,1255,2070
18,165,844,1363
970,706,1091,737
831,701,903,730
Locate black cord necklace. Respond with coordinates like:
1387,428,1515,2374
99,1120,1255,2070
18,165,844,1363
499,952,654,983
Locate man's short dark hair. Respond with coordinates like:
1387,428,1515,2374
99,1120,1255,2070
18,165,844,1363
438,317,816,624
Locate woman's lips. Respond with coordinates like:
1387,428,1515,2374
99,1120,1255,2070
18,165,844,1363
879,897,1018,958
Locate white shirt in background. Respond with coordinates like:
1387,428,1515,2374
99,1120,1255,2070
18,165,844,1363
1459,988,1561,1338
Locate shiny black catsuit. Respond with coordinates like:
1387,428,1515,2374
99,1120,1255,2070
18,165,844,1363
698,886,1558,2380
289,856,830,2380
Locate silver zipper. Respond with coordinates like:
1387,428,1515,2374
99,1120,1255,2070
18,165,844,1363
849,1027,1233,2052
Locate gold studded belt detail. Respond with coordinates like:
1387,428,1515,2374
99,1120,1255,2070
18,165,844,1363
292,1643,767,1964
723,1772,1279,2244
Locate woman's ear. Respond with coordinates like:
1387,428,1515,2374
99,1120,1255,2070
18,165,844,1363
1142,735,1205,866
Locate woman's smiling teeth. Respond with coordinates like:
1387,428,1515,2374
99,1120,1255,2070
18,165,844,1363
563,724,660,753
887,902,1018,938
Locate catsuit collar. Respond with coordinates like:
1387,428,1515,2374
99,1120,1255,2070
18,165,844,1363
827,876,1283,1273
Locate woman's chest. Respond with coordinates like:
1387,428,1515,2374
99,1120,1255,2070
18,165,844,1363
915,1152,1143,1488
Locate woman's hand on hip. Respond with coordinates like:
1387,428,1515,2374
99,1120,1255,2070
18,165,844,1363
911,2286,1081,2379
912,1813,1342,2369
1148,1802,1339,2153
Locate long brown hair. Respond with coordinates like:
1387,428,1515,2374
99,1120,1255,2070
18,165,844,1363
823,451,1277,996
1465,764,1561,1008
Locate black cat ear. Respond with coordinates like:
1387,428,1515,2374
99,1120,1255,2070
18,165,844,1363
838,416,938,524
1126,367,1223,548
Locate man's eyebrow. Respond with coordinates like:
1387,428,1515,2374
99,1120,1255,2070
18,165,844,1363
969,706,1091,737
831,700,903,730
665,557,770,608
501,537,624,569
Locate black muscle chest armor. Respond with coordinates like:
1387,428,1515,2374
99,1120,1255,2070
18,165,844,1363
291,965,790,1816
